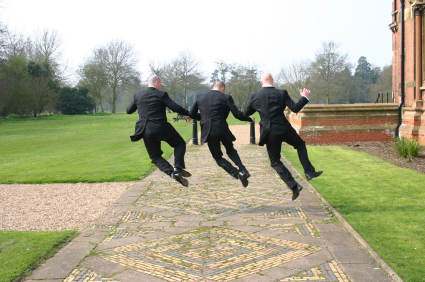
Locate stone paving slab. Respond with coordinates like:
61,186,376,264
26,142,395,282
81,256,126,277
27,241,94,280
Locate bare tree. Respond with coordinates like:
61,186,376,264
102,39,139,113
33,29,62,62
227,64,261,109
275,60,311,100
308,41,352,104
32,29,68,84
149,52,207,107
215,60,232,83
78,48,109,112
148,60,166,77
148,60,180,102
0,28,33,61
173,51,207,108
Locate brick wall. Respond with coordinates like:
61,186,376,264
288,104,399,144
392,0,416,107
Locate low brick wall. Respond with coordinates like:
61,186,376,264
287,104,399,144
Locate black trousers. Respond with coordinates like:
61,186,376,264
266,124,315,189
142,127,186,176
206,134,247,179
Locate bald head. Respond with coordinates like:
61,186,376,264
148,75,162,90
260,72,274,86
212,81,225,93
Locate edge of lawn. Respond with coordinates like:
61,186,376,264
280,150,404,282
2,231,77,282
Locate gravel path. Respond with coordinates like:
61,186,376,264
0,124,256,232
0,182,133,231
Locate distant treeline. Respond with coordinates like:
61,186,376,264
0,22,391,117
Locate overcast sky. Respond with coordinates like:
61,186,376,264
1,0,392,84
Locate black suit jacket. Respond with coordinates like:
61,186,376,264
189,90,252,145
244,87,309,146
127,87,189,142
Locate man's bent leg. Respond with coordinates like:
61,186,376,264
143,137,174,176
296,142,315,175
207,138,239,179
284,127,315,175
266,137,298,189
164,129,186,170
222,138,250,175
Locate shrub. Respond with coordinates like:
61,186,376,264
58,87,95,115
393,137,425,158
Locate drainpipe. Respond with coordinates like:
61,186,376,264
395,0,405,139
414,4,424,104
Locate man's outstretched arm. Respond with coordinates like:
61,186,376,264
284,88,310,113
188,100,201,120
126,98,137,114
228,96,253,122
244,94,257,117
163,92,189,116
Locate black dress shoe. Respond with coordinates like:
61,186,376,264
174,168,192,177
240,170,251,178
173,172,189,187
291,184,303,201
238,172,249,187
305,171,323,181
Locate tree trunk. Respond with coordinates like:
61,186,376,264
111,87,116,113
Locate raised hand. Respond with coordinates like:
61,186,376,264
300,88,311,98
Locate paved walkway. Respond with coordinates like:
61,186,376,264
26,142,395,282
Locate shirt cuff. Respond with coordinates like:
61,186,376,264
302,96,309,101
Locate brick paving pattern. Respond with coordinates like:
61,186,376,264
29,142,393,282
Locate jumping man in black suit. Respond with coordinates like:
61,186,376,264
244,73,323,200
127,75,191,187
189,81,254,187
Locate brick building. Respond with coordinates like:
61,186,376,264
391,0,425,143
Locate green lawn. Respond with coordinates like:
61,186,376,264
0,111,257,184
0,230,75,282
0,112,193,183
281,146,425,282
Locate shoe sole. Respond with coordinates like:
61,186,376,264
306,171,323,181
292,186,303,201
174,174,189,187
180,171,192,178
239,173,248,187
175,170,191,178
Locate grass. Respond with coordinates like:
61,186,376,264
393,136,424,158
0,112,193,183
0,230,75,282
0,111,257,184
281,145,425,282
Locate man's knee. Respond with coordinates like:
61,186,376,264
294,140,306,150
215,157,226,167
226,147,237,155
